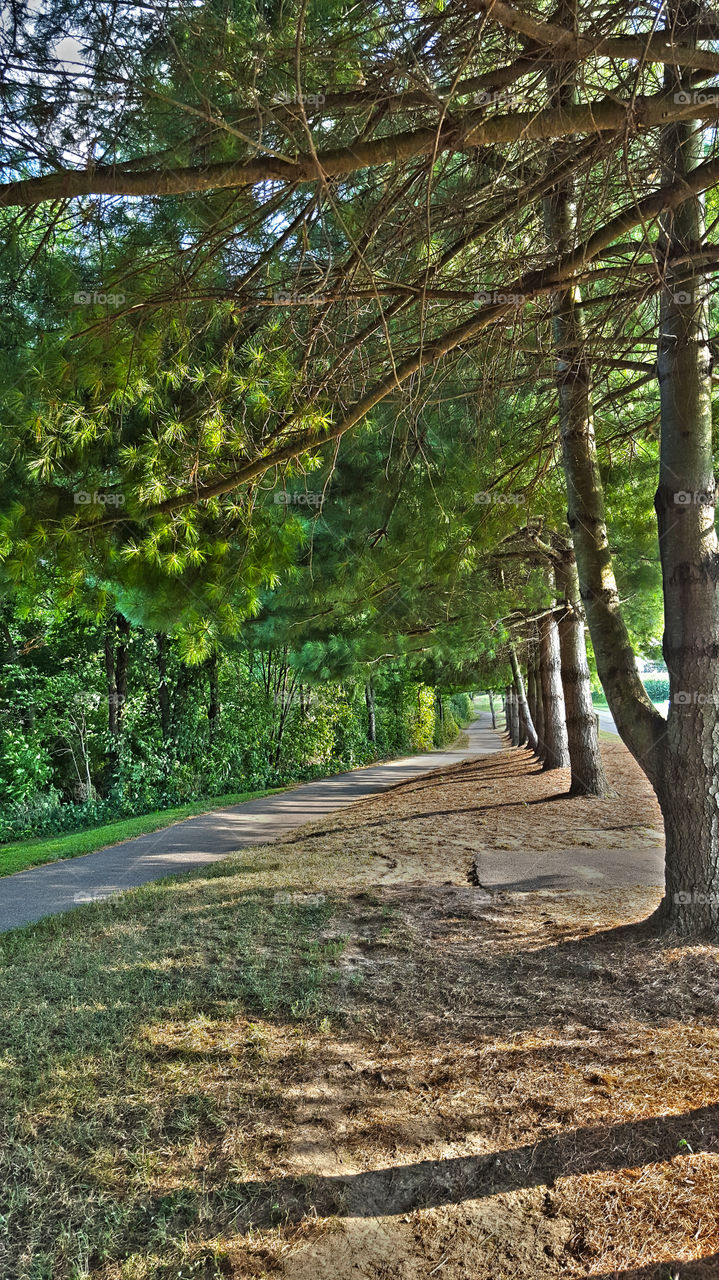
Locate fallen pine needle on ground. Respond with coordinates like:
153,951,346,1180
0,739,717,1280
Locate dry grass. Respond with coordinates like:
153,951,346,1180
0,739,717,1279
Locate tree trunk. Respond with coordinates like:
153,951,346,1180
365,681,377,744
509,642,538,752
538,610,569,770
114,615,130,729
488,689,496,729
174,661,192,734
156,633,171,742
653,0,719,932
207,653,219,744
104,629,118,738
541,0,662,777
104,613,129,736
543,0,719,931
556,544,611,797
530,639,545,760
517,695,529,747
507,684,520,746
526,655,536,731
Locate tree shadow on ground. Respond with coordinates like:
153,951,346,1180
141,1103,718,1230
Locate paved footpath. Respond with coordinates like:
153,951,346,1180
0,716,502,932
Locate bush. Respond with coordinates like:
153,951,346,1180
434,709,460,747
0,633,454,844
0,728,54,809
449,692,473,725
642,677,669,702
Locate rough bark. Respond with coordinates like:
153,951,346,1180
509,686,521,745
653,1,719,932
506,686,516,747
526,654,537,730
104,613,130,737
556,543,612,796
504,686,514,747
542,1,664,783
531,638,546,759
509,642,539,752
544,0,719,932
104,631,118,739
538,610,570,770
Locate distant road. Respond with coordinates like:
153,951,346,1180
596,702,668,737
596,708,619,736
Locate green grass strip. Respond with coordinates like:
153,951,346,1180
0,788,283,877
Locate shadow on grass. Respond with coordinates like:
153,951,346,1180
0,872,715,1274
137,1103,718,1229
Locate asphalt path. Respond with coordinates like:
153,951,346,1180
0,710,666,931
0,716,501,932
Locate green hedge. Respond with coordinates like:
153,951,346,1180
642,677,669,702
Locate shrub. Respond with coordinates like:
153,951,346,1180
449,692,473,725
642,676,669,702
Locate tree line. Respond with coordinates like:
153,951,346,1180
0,598,474,843
2,0,718,931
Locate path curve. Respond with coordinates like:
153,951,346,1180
0,716,502,932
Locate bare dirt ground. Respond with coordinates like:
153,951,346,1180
208,737,719,1280
6,735,716,1280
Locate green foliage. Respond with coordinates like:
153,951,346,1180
450,693,473,725
0,727,54,807
643,677,669,702
0,596,453,840
434,709,459,747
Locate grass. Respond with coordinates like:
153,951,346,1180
0,854,351,1280
0,788,283,877
0,720,480,881
0,745,716,1279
